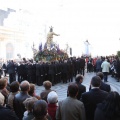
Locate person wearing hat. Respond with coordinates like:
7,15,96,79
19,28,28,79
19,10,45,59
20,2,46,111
47,91,58,120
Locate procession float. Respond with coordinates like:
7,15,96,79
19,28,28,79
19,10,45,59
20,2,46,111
32,27,68,62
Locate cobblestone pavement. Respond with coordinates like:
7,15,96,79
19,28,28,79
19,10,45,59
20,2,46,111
36,72,120,101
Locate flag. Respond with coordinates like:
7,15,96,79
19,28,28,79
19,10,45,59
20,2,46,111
39,43,42,51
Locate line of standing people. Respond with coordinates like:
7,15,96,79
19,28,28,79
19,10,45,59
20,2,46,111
1,57,86,85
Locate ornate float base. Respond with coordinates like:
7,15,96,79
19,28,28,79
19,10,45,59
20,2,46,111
34,48,68,62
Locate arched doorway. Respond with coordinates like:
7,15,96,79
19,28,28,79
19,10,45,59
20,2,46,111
6,43,14,60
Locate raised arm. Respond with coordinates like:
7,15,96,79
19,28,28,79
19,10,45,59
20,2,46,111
52,32,60,36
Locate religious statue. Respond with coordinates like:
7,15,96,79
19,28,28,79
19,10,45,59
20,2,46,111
84,40,90,56
46,26,60,50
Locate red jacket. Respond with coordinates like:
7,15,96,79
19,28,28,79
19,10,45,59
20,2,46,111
48,103,58,120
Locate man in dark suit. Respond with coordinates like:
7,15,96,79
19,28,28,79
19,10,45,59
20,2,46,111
61,60,68,83
97,72,111,92
17,62,24,83
48,62,55,85
36,61,41,86
95,57,102,72
31,62,36,83
79,56,85,76
81,76,108,120
7,60,16,83
2,63,7,77
75,74,86,100
67,61,74,82
89,72,111,92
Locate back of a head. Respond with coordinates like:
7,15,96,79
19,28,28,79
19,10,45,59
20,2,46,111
43,81,52,90
96,72,104,80
105,91,120,104
105,58,108,61
20,80,30,92
0,92,4,106
100,91,120,119
0,77,7,90
68,83,78,97
23,97,38,112
33,100,47,119
28,83,35,96
47,91,58,104
75,74,83,83
91,76,101,87
10,81,19,93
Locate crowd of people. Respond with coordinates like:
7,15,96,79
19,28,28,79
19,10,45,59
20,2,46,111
0,73,120,120
0,55,120,120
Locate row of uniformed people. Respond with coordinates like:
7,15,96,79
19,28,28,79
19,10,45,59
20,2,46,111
17,60,75,85
1,57,86,84
16,57,86,85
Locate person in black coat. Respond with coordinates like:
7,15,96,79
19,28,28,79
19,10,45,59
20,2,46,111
89,72,111,92
2,63,7,77
36,62,41,86
94,91,120,120
17,62,27,82
7,60,16,83
97,72,111,92
43,62,49,82
80,76,108,120
87,58,93,73
67,61,74,82
48,62,55,85
79,57,85,76
31,63,36,84
75,74,86,100
26,62,33,83
61,60,68,83
17,62,24,83
95,57,102,72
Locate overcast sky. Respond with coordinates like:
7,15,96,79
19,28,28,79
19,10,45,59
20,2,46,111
1,0,120,57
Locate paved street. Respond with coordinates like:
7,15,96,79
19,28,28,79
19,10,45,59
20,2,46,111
36,72,120,101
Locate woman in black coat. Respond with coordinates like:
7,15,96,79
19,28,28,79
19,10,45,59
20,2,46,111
94,91,120,120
